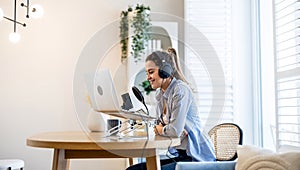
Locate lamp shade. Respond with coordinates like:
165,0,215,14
9,32,20,43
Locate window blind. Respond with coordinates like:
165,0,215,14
184,0,233,129
273,0,300,149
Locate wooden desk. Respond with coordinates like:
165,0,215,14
27,131,180,170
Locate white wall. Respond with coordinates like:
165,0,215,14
0,1,183,170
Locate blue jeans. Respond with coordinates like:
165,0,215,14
126,149,192,170
126,161,176,170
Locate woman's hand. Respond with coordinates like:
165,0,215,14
154,123,164,135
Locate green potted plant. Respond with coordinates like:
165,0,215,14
131,4,151,62
140,80,155,95
120,7,131,62
120,4,151,63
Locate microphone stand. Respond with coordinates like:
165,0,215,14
132,86,150,138
141,98,150,138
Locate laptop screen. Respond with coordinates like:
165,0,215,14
84,69,120,112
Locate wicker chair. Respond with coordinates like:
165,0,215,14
208,123,243,161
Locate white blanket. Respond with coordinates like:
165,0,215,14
235,145,300,170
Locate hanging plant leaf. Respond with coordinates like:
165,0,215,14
120,9,129,62
119,4,151,63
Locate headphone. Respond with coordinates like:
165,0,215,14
158,60,173,79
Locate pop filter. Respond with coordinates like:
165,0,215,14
132,86,149,115
132,86,145,104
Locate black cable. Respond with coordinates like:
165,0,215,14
154,77,178,164
135,100,149,169
14,0,16,33
154,125,178,165
133,76,176,168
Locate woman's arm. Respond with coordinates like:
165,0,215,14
154,123,164,135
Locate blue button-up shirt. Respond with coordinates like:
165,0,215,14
155,78,216,162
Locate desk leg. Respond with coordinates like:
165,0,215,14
128,158,133,166
52,149,70,170
146,155,161,170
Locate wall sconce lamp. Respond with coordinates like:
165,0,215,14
0,0,43,43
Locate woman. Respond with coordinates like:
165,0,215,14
127,48,216,170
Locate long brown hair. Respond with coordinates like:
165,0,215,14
146,47,188,83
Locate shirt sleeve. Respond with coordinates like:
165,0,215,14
162,85,192,137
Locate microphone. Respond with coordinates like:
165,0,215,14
132,86,149,115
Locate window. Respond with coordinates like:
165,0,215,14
184,0,233,129
273,0,300,149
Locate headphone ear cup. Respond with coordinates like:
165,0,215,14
159,63,173,79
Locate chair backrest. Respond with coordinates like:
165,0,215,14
208,123,243,161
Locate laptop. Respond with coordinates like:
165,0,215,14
84,69,120,112
84,69,155,120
